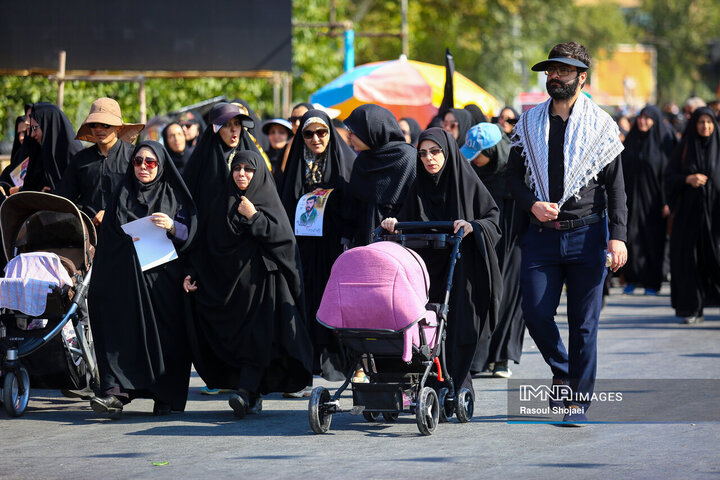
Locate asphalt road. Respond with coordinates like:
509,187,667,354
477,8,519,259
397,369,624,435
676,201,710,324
1,284,719,479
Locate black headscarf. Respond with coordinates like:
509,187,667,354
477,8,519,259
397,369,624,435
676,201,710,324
0,116,37,190
279,109,355,219
400,127,502,389
474,130,512,199
624,105,676,176
464,104,488,125
447,108,473,148
89,140,197,396
161,122,193,173
10,116,25,160
182,118,264,220
187,150,313,393
345,104,417,205
400,117,422,146
23,103,83,192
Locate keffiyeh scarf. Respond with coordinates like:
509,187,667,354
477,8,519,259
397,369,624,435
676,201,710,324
512,93,624,207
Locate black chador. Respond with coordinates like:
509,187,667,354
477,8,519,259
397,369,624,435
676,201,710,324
186,151,314,396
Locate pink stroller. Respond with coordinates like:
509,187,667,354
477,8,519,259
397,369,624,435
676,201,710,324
309,221,473,435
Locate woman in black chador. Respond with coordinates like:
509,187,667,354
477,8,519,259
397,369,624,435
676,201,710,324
23,102,83,192
344,104,416,246
665,107,720,324
463,123,528,378
89,141,197,417
184,151,314,418
622,105,676,295
279,109,355,383
381,127,502,393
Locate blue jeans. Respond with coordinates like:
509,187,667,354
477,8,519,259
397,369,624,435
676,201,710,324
520,220,608,408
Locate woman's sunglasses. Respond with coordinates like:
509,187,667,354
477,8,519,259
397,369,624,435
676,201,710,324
133,156,158,169
303,128,329,139
88,123,112,129
232,164,256,173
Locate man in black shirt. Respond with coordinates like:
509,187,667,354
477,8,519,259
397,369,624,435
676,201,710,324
57,98,144,227
507,42,628,424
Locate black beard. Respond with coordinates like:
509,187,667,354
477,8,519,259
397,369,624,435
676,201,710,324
546,76,579,100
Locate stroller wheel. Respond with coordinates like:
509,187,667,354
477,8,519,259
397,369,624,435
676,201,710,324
415,387,439,436
438,388,454,423
3,367,30,417
382,412,399,422
308,386,332,434
455,387,474,423
362,411,380,422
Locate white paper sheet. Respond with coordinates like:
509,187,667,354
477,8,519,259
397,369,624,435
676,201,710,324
121,216,178,272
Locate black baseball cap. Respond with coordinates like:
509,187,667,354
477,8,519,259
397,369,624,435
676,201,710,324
531,57,589,72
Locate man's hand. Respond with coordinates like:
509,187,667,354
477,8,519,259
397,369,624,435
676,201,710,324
607,239,627,272
531,201,560,222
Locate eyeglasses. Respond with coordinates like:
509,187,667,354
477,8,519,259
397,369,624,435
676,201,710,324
418,147,443,159
133,156,158,169
288,116,302,123
30,125,40,132
303,128,329,139
88,122,112,129
232,164,256,174
545,66,578,77
441,120,458,128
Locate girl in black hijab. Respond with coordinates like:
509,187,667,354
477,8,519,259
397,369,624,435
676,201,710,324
381,127,502,394
399,117,422,147
464,104,488,125
622,105,676,295
279,109,355,382
344,104,417,246
162,122,194,173
443,108,473,148
89,140,197,417
23,103,83,192
0,115,32,194
665,107,720,324
182,102,265,221
184,150,314,418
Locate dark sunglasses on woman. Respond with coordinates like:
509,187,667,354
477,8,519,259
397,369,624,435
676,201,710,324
303,128,329,139
133,156,158,169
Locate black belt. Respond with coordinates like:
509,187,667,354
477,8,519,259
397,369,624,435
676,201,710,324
531,210,606,230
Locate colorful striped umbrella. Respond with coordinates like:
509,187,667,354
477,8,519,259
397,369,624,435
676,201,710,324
310,57,500,127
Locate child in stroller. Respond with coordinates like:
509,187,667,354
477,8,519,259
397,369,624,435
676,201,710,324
0,192,98,417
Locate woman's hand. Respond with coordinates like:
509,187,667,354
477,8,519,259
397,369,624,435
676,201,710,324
453,219,473,237
8,186,20,195
238,196,257,219
686,173,708,188
381,217,398,233
93,210,105,226
151,212,174,231
183,275,198,293
662,205,671,218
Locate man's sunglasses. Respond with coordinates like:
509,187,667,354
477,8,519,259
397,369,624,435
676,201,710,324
133,156,158,169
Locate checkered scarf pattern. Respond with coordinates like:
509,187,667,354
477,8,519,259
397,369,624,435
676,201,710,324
512,93,624,207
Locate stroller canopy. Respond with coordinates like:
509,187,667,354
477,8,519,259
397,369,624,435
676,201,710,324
318,241,430,332
0,192,97,272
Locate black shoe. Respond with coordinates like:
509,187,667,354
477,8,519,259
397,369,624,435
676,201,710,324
683,315,704,325
228,392,249,418
247,395,262,415
61,387,95,400
153,401,173,416
90,395,123,419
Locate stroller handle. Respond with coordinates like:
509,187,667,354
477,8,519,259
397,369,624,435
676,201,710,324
372,221,462,241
